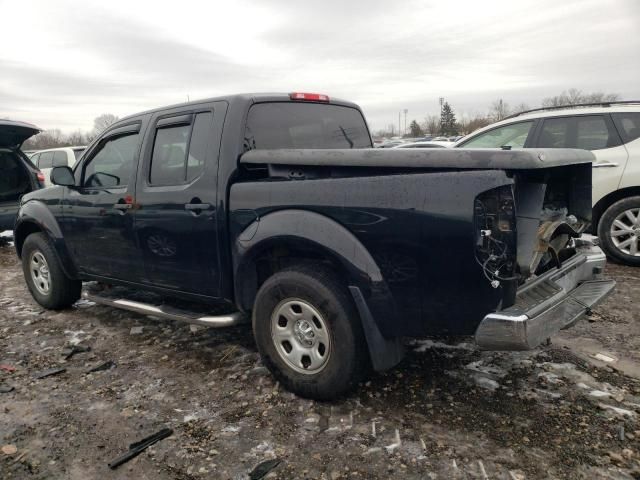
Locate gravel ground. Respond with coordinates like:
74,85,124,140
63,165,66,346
1,239,639,479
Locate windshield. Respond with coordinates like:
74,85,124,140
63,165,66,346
244,102,372,150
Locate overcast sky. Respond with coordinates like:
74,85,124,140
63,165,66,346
1,0,639,133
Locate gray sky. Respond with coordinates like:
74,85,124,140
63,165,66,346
2,0,639,133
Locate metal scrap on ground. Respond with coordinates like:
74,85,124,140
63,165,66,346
108,428,173,469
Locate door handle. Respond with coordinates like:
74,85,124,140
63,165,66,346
185,203,211,211
113,203,132,210
592,162,619,168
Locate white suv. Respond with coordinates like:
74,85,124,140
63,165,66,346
30,146,85,186
455,102,640,266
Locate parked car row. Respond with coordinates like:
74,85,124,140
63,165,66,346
375,135,462,148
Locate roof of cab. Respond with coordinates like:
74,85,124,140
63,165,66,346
115,93,361,124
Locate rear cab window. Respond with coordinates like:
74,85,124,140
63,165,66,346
244,102,372,150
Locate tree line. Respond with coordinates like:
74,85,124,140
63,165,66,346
21,113,120,150
382,88,620,138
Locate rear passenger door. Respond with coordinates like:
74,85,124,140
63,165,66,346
534,114,627,206
133,103,223,297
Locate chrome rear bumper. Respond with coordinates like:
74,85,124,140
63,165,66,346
475,242,615,350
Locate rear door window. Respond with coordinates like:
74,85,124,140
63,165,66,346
575,116,610,150
244,102,371,150
612,112,640,144
149,111,212,186
459,121,533,148
38,151,54,169
538,115,617,150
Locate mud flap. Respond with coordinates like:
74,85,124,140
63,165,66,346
349,286,404,371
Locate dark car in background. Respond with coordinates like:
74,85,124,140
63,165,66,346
0,120,45,231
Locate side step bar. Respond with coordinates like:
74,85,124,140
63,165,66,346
84,291,246,328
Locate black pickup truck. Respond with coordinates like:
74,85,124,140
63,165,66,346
14,93,615,399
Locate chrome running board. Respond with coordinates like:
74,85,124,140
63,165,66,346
84,288,246,328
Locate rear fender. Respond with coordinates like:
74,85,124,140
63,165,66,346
233,209,403,370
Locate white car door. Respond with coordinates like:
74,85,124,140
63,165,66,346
537,115,628,206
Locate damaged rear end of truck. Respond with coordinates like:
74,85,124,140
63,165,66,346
473,151,615,350
236,147,614,356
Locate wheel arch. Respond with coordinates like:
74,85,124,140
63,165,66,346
593,187,640,231
233,209,403,371
14,201,78,279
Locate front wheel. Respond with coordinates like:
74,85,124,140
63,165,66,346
22,233,82,309
252,264,369,400
598,196,640,266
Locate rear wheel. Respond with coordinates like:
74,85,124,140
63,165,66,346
598,196,640,266
22,233,81,309
252,264,368,400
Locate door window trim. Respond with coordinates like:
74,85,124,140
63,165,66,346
144,109,214,189
74,121,143,188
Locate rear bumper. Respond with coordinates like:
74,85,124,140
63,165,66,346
475,242,615,350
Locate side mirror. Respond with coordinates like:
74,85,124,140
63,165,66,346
50,166,76,187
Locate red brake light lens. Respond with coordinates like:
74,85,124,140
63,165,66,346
289,92,330,102
37,171,45,182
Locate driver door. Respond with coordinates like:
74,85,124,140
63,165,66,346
60,120,146,280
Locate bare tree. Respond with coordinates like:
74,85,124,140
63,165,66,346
458,115,493,135
542,89,619,107
512,103,530,115
93,113,119,135
422,115,440,135
489,98,510,121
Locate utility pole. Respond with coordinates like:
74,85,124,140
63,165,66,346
398,111,401,137
403,109,408,136
439,97,444,135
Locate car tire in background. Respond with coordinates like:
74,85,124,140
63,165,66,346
21,232,82,309
598,196,640,266
252,264,369,400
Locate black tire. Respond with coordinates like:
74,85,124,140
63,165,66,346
252,264,369,400
22,233,82,309
598,196,640,266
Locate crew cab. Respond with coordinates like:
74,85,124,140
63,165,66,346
14,93,615,399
